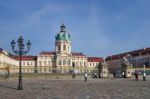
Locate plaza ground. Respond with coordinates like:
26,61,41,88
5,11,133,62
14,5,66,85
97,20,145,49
0,75,150,99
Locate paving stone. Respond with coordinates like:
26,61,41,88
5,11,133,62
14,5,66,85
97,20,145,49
0,76,150,99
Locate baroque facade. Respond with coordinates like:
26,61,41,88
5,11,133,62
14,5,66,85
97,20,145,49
0,22,102,74
1,22,150,74
0,48,18,74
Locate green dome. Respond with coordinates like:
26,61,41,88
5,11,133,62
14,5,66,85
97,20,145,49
55,31,70,41
55,23,71,41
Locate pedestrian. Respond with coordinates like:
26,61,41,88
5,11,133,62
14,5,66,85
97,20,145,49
143,72,146,81
72,72,75,79
84,72,87,81
135,72,138,81
94,72,97,78
122,72,125,78
113,71,116,78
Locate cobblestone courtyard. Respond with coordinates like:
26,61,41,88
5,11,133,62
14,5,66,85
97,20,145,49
0,76,150,99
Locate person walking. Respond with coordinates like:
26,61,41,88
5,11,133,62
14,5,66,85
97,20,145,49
143,72,146,81
113,71,116,78
72,72,75,79
135,72,138,81
94,72,97,78
122,72,125,78
84,72,87,81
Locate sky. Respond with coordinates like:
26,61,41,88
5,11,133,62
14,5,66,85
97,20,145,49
0,0,150,57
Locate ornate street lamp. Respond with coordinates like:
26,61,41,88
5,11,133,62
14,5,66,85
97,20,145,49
11,36,31,90
98,62,101,78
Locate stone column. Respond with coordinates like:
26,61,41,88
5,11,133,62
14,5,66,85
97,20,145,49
99,62,109,78
122,63,132,78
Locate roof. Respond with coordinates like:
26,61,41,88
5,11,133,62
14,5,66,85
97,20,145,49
0,49,9,55
106,47,150,61
87,57,103,62
39,51,86,56
13,55,37,61
39,51,55,55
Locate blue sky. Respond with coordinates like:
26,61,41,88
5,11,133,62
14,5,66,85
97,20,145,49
0,0,150,57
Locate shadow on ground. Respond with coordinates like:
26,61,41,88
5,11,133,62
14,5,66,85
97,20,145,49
0,84,17,90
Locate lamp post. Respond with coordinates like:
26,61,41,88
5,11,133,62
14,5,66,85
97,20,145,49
98,62,101,78
11,36,31,90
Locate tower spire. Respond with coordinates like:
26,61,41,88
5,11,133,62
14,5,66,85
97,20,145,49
61,18,65,32
61,18,64,26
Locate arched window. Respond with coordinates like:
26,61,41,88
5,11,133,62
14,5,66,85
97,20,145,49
58,59,62,65
67,59,71,65
63,59,66,65
58,45,61,51
63,44,66,50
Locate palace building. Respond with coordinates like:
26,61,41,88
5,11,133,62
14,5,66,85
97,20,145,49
106,48,150,73
0,22,102,74
0,48,18,74
0,22,150,74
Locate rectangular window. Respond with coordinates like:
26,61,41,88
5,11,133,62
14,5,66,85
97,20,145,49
27,62,30,66
23,62,25,66
48,61,51,66
30,62,33,66
44,61,47,66
68,46,69,51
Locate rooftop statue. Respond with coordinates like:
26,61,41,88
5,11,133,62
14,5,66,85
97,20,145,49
103,57,106,63
123,57,130,65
